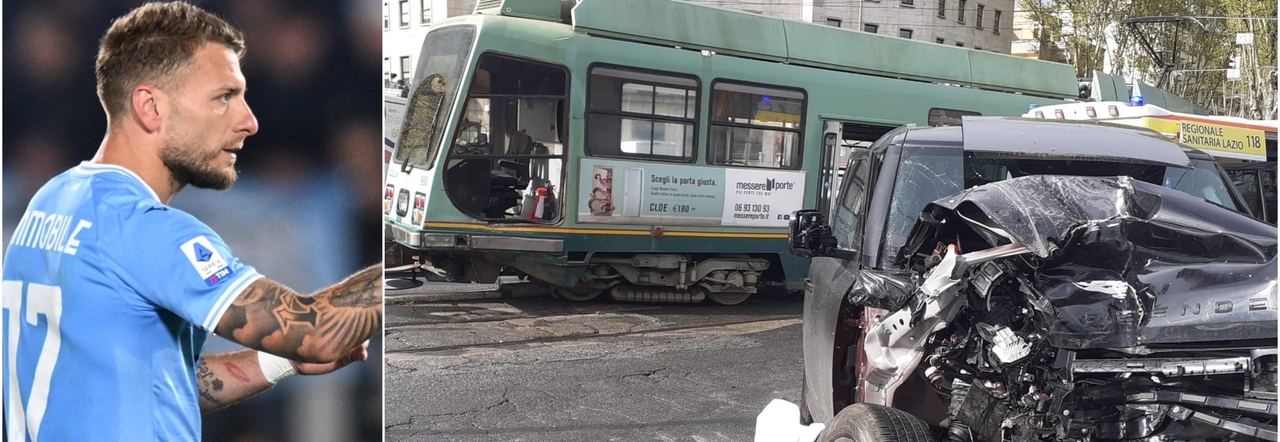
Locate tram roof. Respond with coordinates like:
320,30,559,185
461,0,1081,99
566,0,1081,99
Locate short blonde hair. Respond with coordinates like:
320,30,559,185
95,1,245,120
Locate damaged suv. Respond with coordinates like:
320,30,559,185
756,117,1277,442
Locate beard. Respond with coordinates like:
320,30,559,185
162,135,238,191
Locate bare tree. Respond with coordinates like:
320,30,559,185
1020,0,1276,119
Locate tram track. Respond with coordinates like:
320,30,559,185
384,303,674,329
385,315,799,355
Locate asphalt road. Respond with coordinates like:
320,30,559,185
383,282,805,441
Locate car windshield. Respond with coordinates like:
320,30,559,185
962,156,1166,188
880,148,961,267
1164,158,1240,212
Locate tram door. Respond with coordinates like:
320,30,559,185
817,120,898,218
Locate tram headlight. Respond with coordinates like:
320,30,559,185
413,192,427,225
384,184,394,214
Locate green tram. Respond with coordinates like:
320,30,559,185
384,0,1080,304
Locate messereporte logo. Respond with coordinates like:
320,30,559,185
736,178,797,192
181,235,234,286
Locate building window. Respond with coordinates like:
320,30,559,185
937,0,946,18
399,0,409,27
864,23,879,33
383,57,392,86
976,4,985,29
709,81,806,170
399,55,412,83
956,42,964,47
383,2,389,29
993,10,1002,34
827,18,842,27
586,66,699,161
936,37,945,44
421,0,431,25
899,28,913,39
957,0,966,24
900,0,914,6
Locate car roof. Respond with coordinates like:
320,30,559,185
902,116,1194,168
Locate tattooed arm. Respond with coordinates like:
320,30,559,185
198,344,371,412
214,264,382,363
196,350,271,412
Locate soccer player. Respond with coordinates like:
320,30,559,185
2,2,383,440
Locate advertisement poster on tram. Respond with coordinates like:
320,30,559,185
576,158,806,228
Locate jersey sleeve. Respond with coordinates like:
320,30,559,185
111,206,262,332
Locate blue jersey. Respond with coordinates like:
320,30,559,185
3,162,262,441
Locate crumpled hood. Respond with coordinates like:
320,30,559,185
925,175,1276,261
902,175,1277,349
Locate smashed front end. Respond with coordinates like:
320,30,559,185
870,175,1277,441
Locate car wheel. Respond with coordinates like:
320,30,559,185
818,404,932,442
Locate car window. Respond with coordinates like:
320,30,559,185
1229,170,1263,217
833,149,872,252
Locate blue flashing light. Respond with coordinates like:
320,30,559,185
1028,104,1039,110
1128,94,1144,106
761,96,772,104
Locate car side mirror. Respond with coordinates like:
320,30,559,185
789,209,857,260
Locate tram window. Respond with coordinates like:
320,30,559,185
587,66,699,161
708,81,805,169
927,107,979,127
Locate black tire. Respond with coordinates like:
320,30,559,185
818,403,933,442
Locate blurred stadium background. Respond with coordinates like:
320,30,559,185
3,0,384,441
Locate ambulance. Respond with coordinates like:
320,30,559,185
1023,99,1276,163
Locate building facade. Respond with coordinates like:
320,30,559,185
1009,9,1071,63
683,0,1014,52
383,0,1015,86
383,0,476,88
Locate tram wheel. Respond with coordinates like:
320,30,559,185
706,290,751,306
552,286,605,302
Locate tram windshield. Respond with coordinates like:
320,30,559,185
394,25,475,170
